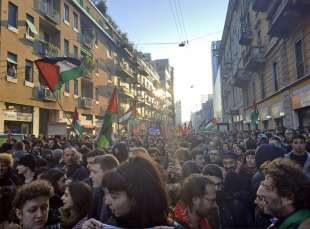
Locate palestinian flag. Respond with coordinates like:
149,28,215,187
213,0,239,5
72,108,82,136
119,103,136,123
202,118,218,131
96,87,118,149
35,57,87,92
250,100,259,129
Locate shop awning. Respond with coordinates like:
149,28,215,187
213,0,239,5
26,19,38,35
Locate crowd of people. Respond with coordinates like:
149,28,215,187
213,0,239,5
0,128,310,229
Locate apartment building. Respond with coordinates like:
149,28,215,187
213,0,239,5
221,0,310,130
0,0,165,136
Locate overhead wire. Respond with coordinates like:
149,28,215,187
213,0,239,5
176,0,188,42
168,0,183,43
172,0,187,42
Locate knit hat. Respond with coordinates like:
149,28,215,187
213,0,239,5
18,154,36,172
255,144,286,169
221,150,238,160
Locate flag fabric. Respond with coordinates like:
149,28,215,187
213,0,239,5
202,118,218,131
96,87,118,149
250,100,259,129
72,108,82,135
119,103,136,123
35,57,87,92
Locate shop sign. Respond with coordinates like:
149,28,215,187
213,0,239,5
292,85,310,109
260,107,270,120
4,111,32,122
271,102,284,118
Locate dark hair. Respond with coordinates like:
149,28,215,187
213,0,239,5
182,160,201,180
202,164,223,179
191,149,204,160
180,174,211,209
60,182,91,228
40,168,65,193
86,149,106,158
13,180,53,210
102,155,169,228
292,134,306,142
111,143,129,163
94,154,119,172
264,158,310,209
14,141,24,151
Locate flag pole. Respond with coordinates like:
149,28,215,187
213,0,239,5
117,87,120,141
52,91,81,137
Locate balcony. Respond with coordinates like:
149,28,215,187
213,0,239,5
33,87,57,101
78,97,93,109
116,61,135,81
242,46,265,71
232,67,249,88
35,0,60,24
79,33,95,48
119,86,134,99
36,40,60,57
252,0,270,12
268,0,310,37
239,22,252,46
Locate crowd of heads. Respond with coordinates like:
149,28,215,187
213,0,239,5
0,128,310,228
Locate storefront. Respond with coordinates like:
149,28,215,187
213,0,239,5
271,102,284,129
291,84,310,129
3,103,33,134
259,107,270,130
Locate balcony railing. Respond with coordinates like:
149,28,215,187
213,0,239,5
242,46,265,71
36,40,60,57
79,33,95,48
232,65,249,89
268,0,310,37
33,87,57,101
35,0,60,23
78,97,93,109
252,0,270,12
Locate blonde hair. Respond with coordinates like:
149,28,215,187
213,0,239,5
0,153,13,168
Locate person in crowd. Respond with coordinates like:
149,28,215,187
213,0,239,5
175,148,191,165
257,134,269,146
207,149,222,166
31,140,43,157
259,158,310,228
16,154,37,185
0,153,18,187
232,144,245,158
240,150,257,179
51,149,63,167
89,154,119,222
12,180,54,229
202,164,253,229
251,144,286,196
111,143,129,164
181,160,201,180
83,155,178,228
167,159,183,207
148,147,161,164
222,142,230,151
85,149,106,170
40,168,67,228
269,135,282,148
12,141,27,165
60,182,92,229
171,174,215,229
283,129,294,152
191,149,205,171
286,134,310,177
60,147,89,181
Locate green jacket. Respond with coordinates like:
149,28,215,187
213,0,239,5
278,209,310,229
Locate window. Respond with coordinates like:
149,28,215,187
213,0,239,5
74,79,78,95
8,2,18,29
64,4,69,23
295,39,305,78
73,45,78,58
7,52,17,78
64,39,69,57
108,73,112,81
95,87,99,101
25,60,33,82
73,12,78,30
261,73,265,99
25,14,37,39
272,62,278,91
64,81,70,93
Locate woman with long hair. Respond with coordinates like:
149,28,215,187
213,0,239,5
82,155,182,228
60,182,91,229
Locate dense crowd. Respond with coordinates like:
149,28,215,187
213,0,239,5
0,128,310,229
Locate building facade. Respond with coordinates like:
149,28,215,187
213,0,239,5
221,0,310,130
211,40,221,87
0,0,165,136
175,100,182,126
